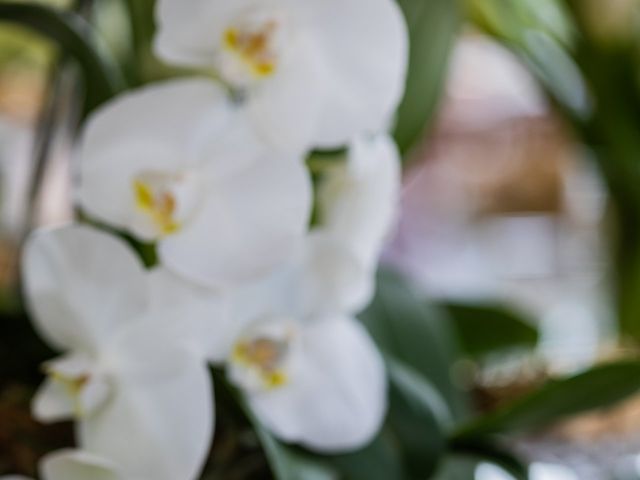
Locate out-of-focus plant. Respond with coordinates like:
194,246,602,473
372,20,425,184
467,0,640,347
392,0,460,156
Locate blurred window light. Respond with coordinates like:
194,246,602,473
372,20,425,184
539,300,602,374
444,35,548,130
632,454,640,477
0,115,31,237
479,215,557,280
530,463,579,480
476,462,579,480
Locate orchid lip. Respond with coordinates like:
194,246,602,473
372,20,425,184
132,169,202,238
232,338,289,390
218,9,287,87
43,359,111,419
229,320,297,393
223,25,278,78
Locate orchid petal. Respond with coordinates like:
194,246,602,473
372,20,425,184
245,41,324,153
79,322,214,480
32,376,75,423
39,450,123,480
40,450,124,480
318,134,401,269
22,225,147,353
302,0,409,146
296,232,375,316
159,152,311,289
145,267,230,361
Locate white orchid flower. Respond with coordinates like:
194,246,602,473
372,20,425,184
154,0,409,152
212,233,387,453
77,79,311,289
202,136,401,452
317,134,402,270
22,225,217,480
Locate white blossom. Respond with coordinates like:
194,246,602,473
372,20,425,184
211,233,387,452
22,225,217,480
77,79,311,289
200,135,402,452
154,0,409,152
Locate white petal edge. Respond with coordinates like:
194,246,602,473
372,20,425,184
296,232,376,317
318,134,402,270
39,449,124,480
299,0,409,147
32,375,75,423
21,224,147,353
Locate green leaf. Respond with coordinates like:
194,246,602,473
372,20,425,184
454,360,640,439
0,2,125,112
467,0,574,47
442,301,538,359
254,426,336,480
393,0,460,156
432,456,479,480
223,375,336,480
387,359,449,478
468,0,589,122
516,31,590,120
433,448,528,480
360,269,468,417
327,431,406,480
323,359,451,480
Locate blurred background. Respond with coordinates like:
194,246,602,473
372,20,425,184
4,0,640,479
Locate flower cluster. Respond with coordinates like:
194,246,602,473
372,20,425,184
16,1,408,478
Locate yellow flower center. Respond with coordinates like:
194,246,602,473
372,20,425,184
223,21,279,78
48,369,91,417
233,337,288,390
133,179,181,236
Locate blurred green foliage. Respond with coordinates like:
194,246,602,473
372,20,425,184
393,0,460,156
0,2,125,113
469,0,640,348
0,23,51,68
0,0,71,72
442,302,538,359
455,360,640,439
